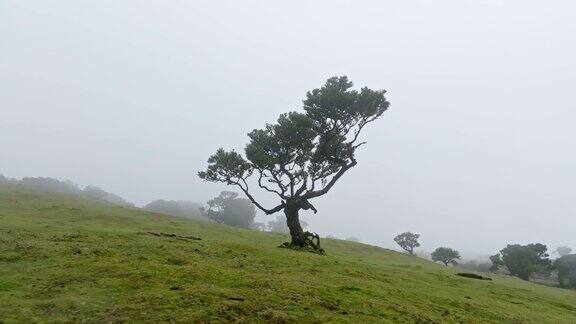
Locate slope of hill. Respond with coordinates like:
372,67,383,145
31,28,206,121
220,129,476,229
143,199,210,222
1,183,575,323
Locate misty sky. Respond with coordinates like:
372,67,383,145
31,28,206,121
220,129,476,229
1,0,575,256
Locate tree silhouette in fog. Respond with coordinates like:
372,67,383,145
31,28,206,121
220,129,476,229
394,232,420,255
199,76,389,253
490,243,551,281
203,191,257,229
431,247,461,266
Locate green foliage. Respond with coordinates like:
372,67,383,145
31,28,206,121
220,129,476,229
197,149,252,186
431,247,461,266
554,255,576,289
1,183,576,322
303,77,388,132
245,112,317,171
394,232,420,255
491,244,552,281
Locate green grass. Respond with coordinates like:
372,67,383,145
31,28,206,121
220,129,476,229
1,183,575,323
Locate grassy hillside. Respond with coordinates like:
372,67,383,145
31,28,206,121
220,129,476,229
1,183,575,323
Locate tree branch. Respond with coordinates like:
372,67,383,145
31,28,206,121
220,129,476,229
303,159,357,199
257,169,287,199
280,164,296,196
230,179,285,215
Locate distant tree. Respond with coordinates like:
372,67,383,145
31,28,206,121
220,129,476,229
144,199,207,221
394,232,420,255
490,244,552,280
554,254,576,289
345,237,360,242
204,191,257,229
489,254,504,272
556,246,573,257
431,247,461,266
199,76,390,252
267,215,308,234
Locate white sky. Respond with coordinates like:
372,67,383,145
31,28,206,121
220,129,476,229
1,0,575,256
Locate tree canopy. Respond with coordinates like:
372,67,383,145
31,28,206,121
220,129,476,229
199,76,389,252
394,232,420,255
431,247,461,266
490,243,551,280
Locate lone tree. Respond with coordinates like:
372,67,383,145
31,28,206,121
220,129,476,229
431,247,461,266
394,232,420,255
490,243,552,281
198,76,389,253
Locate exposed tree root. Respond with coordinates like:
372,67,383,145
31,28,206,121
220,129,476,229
147,232,202,241
280,231,325,255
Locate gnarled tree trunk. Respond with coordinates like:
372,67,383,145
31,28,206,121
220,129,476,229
282,200,323,253
285,206,306,246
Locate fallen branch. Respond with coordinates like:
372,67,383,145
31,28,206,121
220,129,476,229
456,273,492,281
228,296,245,301
147,232,202,241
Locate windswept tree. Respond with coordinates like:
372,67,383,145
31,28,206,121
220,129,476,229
199,76,389,252
394,232,420,255
490,243,552,280
431,247,461,266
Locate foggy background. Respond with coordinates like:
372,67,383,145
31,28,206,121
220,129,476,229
1,0,575,256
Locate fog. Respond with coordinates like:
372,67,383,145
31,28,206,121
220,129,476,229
1,0,575,256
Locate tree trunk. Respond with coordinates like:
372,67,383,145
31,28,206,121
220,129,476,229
285,206,306,246
281,200,323,254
